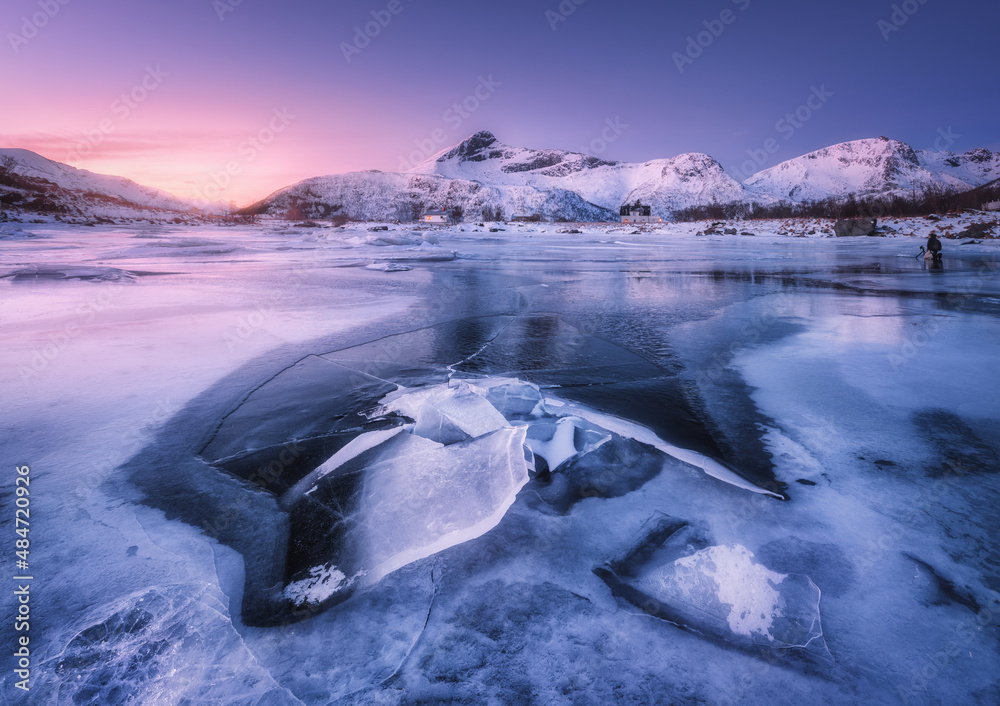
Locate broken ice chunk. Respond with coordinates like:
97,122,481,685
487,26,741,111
357,425,530,583
530,431,664,513
478,378,544,417
379,381,508,444
282,426,407,508
365,263,413,272
525,417,579,472
633,544,827,652
287,423,530,599
542,393,785,499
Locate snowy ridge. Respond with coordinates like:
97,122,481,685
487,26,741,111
4,134,999,223
245,167,616,222
746,138,1000,203
251,132,999,222
0,148,197,212
409,130,774,215
915,147,1000,190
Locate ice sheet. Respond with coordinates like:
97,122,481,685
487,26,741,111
3,222,999,705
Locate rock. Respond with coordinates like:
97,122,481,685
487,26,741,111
957,222,995,239
724,228,737,235
834,218,877,237
367,225,389,232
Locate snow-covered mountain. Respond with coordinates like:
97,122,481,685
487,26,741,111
5,135,998,223
915,147,1000,191
0,148,197,212
243,167,616,222
253,131,1000,223
746,138,1000,203
410,131,772,215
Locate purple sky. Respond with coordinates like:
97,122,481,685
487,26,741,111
2,0,997,204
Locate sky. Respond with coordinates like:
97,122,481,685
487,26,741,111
1,0,998,206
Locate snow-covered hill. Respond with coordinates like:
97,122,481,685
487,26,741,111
915,147,1000,190
243,168,615,222
0,148,196,213
746,138,1000,203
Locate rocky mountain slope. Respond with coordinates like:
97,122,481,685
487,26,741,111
248,132,999,222
408,131,773,215
0,148,199,218
745,137,1000,203
242,167,616,222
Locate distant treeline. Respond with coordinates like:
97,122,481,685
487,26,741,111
672,179,1000,222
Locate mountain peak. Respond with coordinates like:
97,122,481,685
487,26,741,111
468,130,498,144
442,131,500,162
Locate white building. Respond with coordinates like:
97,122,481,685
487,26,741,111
983,201,1000,212
422,209,449,224
619,201,662,224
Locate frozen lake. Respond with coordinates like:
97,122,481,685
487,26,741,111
2,221,999,704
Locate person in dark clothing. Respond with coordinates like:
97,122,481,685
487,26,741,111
927,232,943,262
